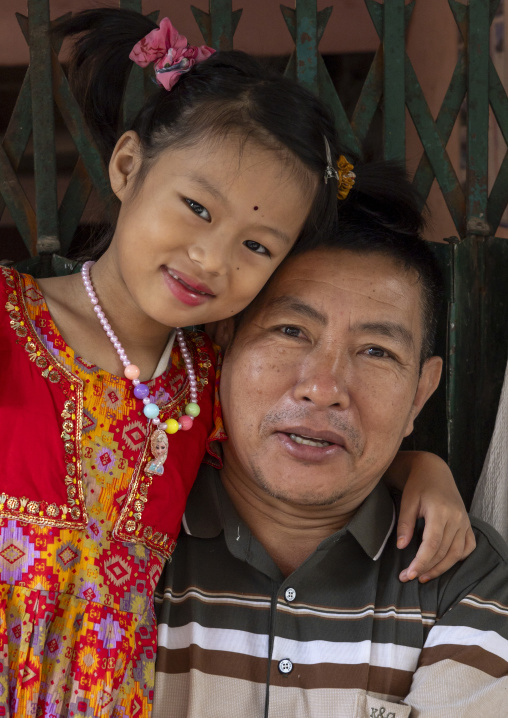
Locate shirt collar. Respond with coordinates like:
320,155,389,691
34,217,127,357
183,464,396,562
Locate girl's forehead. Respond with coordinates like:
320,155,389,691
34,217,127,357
156,133,309,183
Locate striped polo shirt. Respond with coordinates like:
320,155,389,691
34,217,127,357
154,464,508,718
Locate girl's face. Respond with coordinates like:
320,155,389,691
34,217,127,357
107,133,315,330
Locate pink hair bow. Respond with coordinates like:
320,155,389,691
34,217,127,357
129,18,215,91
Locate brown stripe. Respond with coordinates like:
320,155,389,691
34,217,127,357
156,645,412,697
419,644,508,678
156,646,268,684
270,660,412,697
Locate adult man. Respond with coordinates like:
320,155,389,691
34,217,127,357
153,188,508,717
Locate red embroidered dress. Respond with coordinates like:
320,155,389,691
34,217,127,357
0,267,222,717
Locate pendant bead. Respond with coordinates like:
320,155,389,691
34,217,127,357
81,260,200,448
133,383,150,399
143,403,160,419
179,415,194,431
164,418,180,434
185,402,200,418
124,364,140,380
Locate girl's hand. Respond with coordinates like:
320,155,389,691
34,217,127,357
384,451,476,583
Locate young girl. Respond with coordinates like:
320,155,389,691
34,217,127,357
0,8,473,717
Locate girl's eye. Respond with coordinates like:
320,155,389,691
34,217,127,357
244,240,270,257
185,198,211,222
365,346,389,358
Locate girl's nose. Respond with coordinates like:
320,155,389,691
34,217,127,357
188,236,229,276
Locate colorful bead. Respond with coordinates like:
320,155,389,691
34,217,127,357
164,418,180,434
81,261,200,444
124,364,140,380
185,402,200,418
133,383,150,399
179,415,194,431
143,403,160,419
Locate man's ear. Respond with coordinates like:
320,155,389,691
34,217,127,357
205,318,235,349
403,356,443,437
109,131,142,201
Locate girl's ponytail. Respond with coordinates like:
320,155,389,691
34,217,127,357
53,9,158,162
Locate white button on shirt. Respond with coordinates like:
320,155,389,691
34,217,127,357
285,587,296,602
278,659,293,674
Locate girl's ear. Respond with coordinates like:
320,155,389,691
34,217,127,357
109,131,142,201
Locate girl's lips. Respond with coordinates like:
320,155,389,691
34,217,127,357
162,267,215,307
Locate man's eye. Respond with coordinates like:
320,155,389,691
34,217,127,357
366,346,389,358
243,240,270,257
185,198,211,221
280,326,301,338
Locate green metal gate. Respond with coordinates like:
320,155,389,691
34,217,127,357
1,0,508,506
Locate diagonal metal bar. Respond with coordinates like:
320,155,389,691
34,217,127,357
294,0,318,91
412,48,467,214
488,57,508,147
58,158,93,255
191,1,243,50
28,0,59,256
280,5,360,151
405,61,466,234
382,0,406,161
363,0,415,161
50,51,111,207
487,56,508,232
18,14,111,210
0,69,32,223
121,6,160,131
487,150,508,233
0,144,37,252
351,47,383,149
317,55,361,155
467,0,490,225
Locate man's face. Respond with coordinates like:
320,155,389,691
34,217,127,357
219,248,442,510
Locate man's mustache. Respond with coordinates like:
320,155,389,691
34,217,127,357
261,407,363,455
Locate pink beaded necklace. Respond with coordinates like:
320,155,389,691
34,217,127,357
81,261,200,473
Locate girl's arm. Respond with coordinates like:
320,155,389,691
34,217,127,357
384,451,476,583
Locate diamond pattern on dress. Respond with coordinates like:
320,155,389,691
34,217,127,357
0,544,25,565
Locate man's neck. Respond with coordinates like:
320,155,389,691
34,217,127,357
220,465,359,577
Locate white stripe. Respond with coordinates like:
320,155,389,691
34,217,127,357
164,588,272,609
158,622,270,658
157,622,421,671
272,635,420,671
462,595,508,617
373,504,396,561
424,624,508,662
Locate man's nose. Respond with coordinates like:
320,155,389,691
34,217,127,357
293,346,350,409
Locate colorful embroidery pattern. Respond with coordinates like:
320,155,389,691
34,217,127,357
0,269,219,717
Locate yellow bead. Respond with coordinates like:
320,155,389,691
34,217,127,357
164,418,180,434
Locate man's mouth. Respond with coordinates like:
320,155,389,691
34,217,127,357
289,433,331,448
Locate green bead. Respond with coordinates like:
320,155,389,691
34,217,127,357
185,402,200,418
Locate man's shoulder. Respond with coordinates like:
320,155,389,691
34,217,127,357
469,514,508,562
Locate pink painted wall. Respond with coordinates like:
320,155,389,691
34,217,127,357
1,1,380,63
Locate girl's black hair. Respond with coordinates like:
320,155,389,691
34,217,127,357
53,8,349,258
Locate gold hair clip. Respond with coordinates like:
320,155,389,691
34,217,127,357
323,137,355,200
337,155,355,200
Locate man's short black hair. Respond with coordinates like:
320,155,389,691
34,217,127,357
296,161,444,365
